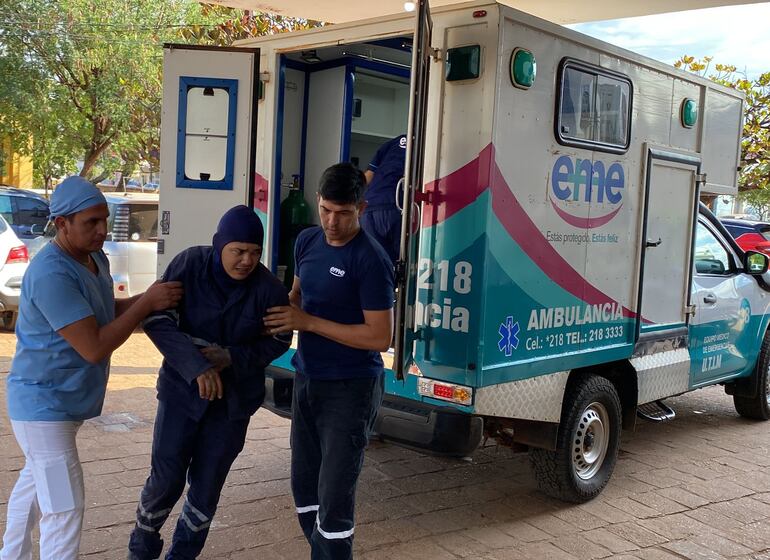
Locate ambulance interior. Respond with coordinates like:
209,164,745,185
272,38,411,286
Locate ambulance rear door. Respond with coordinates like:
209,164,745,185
157,44,260,273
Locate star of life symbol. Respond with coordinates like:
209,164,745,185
498,316,520,357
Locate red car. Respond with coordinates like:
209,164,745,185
721,218,770,255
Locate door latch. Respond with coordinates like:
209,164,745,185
685,304,696,317
160,211,171,235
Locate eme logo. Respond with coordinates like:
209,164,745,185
550,155,624,229
329,266,346,278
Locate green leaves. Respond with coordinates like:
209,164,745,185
180,6,319,46
0,0,318,183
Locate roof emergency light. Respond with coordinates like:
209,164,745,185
446,45,481,82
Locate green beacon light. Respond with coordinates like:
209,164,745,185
511,48,536,89
682,98,698,128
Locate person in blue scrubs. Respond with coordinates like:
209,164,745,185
1,176,182,560
361,133,406,265
127,206,291,560
265,164,394,560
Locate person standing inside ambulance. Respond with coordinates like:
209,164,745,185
264,163,394,560
127,206,291,560
361,133,406,265
1,176,183,560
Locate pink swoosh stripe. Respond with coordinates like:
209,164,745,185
549,198,624,229
419,143,637,319
421,144,492,228
488,150,637,319
254,173,268,213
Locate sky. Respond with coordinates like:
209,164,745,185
568,2,770,79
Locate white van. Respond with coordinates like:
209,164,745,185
103,193,158,297
156,1,767,503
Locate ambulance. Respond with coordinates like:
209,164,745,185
157,0,770,502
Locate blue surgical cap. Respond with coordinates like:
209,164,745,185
50,176,107,218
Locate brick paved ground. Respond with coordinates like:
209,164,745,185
0,331,769,559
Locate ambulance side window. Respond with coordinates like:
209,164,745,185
694,222,731,276
556,59,632,153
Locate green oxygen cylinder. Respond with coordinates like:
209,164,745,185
284,175,310,227
279,175,310,288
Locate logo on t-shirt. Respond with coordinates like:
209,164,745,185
329,266,346,278
399,136,407,149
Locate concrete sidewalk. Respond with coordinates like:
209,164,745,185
1,332,769,559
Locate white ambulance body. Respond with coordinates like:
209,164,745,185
157,1,770,502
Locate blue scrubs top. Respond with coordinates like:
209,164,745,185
7,241,115,421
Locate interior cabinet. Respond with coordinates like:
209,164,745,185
349,72,409,169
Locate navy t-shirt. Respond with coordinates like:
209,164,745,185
366,134,407,206
291,227,395,379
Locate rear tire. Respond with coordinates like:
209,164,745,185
530,374,622,503
733,331,770,420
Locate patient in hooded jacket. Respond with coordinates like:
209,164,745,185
128,205,291,560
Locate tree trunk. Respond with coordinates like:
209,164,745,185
79,138,113,180
79,150,100,179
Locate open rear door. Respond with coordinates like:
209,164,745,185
157,44,260,274
394,0,433,380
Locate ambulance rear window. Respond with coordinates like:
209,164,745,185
556,59,632,153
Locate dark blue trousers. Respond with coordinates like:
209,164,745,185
360,205,401,265
128,399,249,560
291,373,383,560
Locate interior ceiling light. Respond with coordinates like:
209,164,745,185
404,2,416,12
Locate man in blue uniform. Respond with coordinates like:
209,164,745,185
127,206,291,560
361,133,406,264
265,163,394,560
1,176,182,560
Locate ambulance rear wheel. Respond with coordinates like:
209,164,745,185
733,330,770,420
529,375,622,503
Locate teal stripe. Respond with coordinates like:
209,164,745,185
481,340,635,385
486,210,585,310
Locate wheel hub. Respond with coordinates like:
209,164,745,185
572,402,610,480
